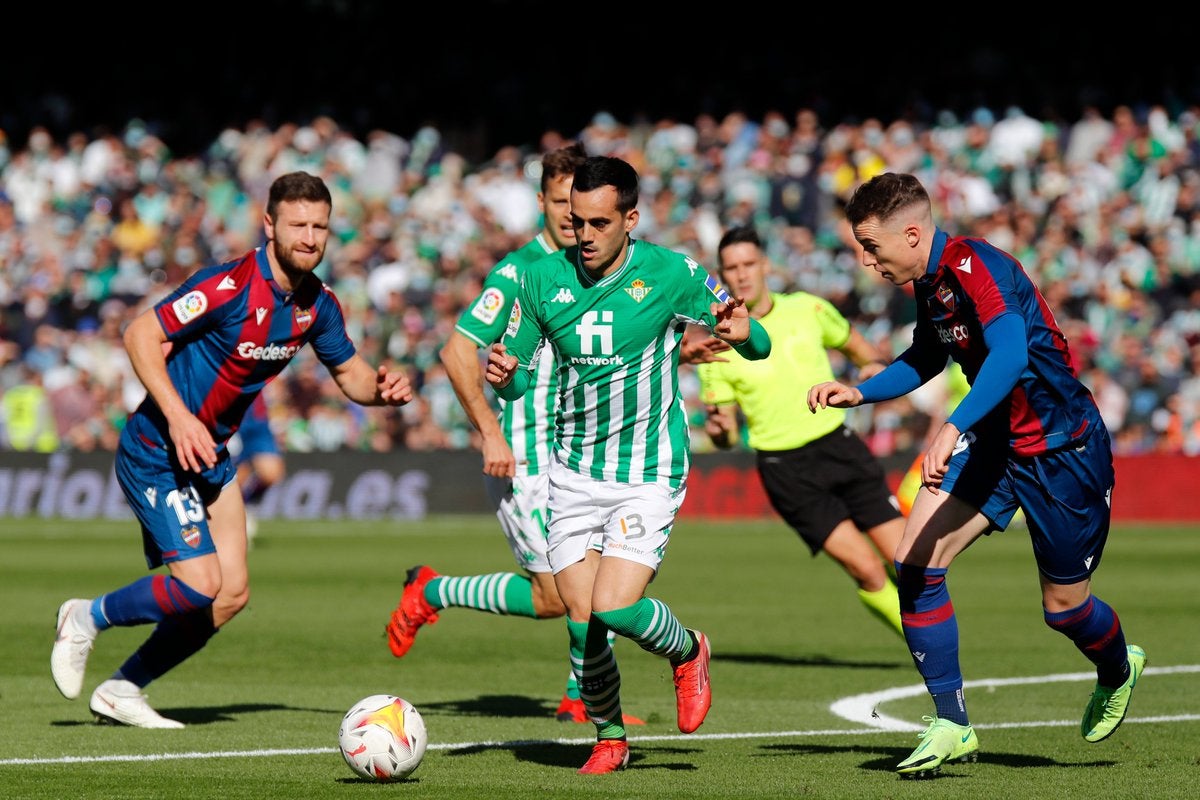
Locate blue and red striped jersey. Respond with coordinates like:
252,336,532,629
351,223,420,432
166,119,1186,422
126,247,356,449
913,229,1101,456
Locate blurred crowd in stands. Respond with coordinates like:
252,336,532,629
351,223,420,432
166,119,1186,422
4,100,1200,461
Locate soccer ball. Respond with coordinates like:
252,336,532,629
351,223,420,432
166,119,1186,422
338,694,428,782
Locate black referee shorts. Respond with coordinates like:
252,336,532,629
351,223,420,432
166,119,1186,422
756,425,901,555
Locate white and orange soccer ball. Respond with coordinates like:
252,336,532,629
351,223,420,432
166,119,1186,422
337,694,428,782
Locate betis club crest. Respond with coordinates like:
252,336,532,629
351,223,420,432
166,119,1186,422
625,279,653,303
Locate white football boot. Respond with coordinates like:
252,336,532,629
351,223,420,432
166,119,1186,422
52,599,98,700
90,679,184,729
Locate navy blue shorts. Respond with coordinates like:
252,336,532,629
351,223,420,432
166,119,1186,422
115,425,237,569
942,422,1115,583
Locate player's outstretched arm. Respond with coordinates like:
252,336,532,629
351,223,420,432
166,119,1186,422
680,331,731,364
124,308,216,472
330,354,414,406
441,331,515,477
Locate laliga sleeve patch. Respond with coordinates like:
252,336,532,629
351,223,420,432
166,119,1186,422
172,290,209,324
505,298,522,337
471,287,506,325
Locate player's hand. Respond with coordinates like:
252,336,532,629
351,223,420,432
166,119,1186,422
807,380,863,412
710,296,751,344
167,411,217,473
485,343,518,388
681,335,732,364
480,431,516,478
920,422,961,494
376,364,414,406
703,405,733,440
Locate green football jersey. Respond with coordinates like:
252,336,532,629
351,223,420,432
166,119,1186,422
502,238,734,488
454,233,557,476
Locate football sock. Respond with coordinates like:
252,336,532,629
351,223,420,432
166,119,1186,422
564,630,617,699
593,597,693,662
425,573,536,617
116,610,218,687
567,617,625,737
92,575,214,630
896,562,966,720
932,688,969,726
1044,595,1130,687
858,582,904,639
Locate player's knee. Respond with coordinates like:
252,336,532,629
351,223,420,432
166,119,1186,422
530,577,567,618
212,585,250,627
533,595,567,618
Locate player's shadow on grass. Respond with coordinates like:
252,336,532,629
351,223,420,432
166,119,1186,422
445,741,701,771
759,742,1117,772
718,653,904,670
418,694,557,719
51,702,335,727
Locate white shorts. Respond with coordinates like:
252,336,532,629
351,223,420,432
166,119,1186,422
545,455,687,575
485,472,552,573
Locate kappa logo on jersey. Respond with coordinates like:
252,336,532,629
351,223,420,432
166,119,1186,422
471,287,506,324
957,256,973,274
498,263,518,282
294,306,313,332
217,276,237,291
684,256,699,276
505,299,522,336
552,287,575,303
936,283,956,312
181,525,201,548
624,278,653,303
952,430,976,456
704,274,731,304
256,307,268,325
172,290,208,324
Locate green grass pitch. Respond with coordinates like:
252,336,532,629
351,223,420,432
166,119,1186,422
2,515,1197,799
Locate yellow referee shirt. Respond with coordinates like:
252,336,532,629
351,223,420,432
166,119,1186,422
697,292,849,451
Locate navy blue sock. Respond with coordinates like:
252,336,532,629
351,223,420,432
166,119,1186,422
1045,595,1129,688
92,575,214,629
119,611,218,688
896,561,968,725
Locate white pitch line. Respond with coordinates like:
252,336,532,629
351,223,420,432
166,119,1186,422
830,664,1200,730
4,666,1198,767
